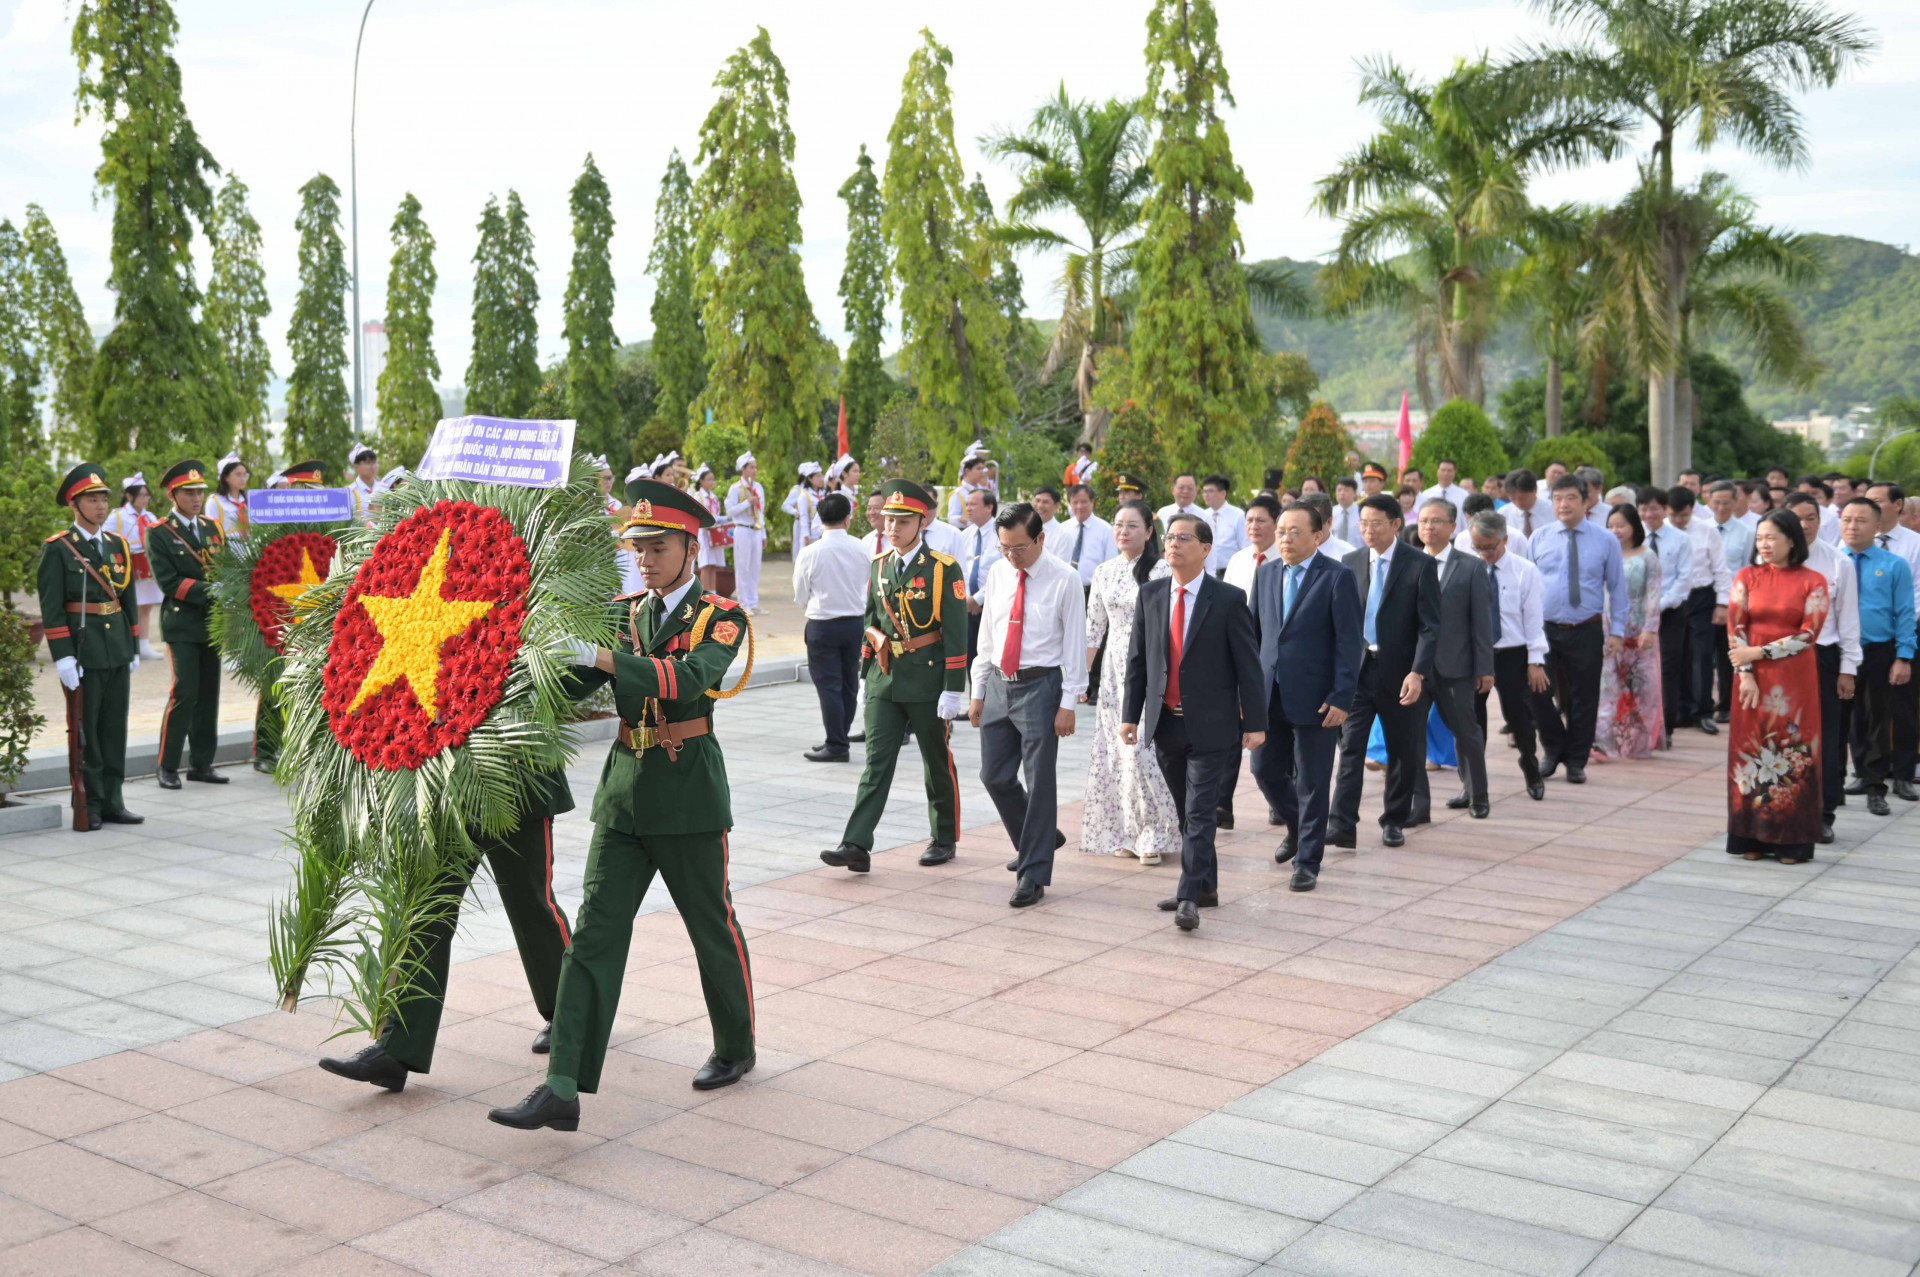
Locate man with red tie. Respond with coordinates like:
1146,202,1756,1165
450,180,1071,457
968,503,1088,907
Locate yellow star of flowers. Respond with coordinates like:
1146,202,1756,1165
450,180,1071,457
346,526,496,718
265,549,325,615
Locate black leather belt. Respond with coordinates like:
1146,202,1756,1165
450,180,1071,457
1546,615,1601,629
998,665,1060,682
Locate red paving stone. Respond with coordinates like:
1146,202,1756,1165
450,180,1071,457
0,730,1734,1275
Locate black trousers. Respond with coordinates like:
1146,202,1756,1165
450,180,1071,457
1331,652,1426,831
1480,645,1540,775
1250,687,1339,873
1851,640,1898,796
804,616,863,752
1432,675,1487,804
1152,713,1236,900
1658,604,1690,731
1896,623,1920,782
1532,619,1605,768
1817,643,1845,824
1686,586,1718,723
1715,622,1735,718
159,640,221,772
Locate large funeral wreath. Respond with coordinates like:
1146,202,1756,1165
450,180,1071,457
210,523,346,693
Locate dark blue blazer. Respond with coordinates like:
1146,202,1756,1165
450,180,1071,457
1251,552,1364,725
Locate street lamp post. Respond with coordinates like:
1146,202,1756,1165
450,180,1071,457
350,0,376,442
1869,428,1918,480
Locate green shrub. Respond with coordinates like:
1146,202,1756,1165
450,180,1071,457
1283,402,1353,493
1410,398,1508,485
1094,398,1168,516
0,613,41,793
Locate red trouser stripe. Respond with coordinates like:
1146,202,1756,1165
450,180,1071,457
158,645,179,764
539,818,571,946
719,832,754,1037
942,719,961,831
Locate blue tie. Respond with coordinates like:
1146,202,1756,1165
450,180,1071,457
1283,563,1299,622
1364,556,1387,646
1489,562,1503,643
970,527,983,592
1854,549,1867,595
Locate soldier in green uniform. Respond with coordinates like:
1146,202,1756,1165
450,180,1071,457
819,479,968,873
253,459,329,772
39,463,144,830
489,477,754,1132
315,766,578,1090
146,460,229,790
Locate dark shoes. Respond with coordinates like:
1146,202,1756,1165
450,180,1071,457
1525,775,1546,802
692,1053,755,1090
1714,709,1730,724
820,843,871,873
848,728,866,743
1290,865,1319,892
102,809,143,824
186,768,228,784
1895,779,1919,803
1539,756,1560,781
1445,792,1471,810
1268,809,1286,826
804,744,851,763
1870,792,1892,816
1698,717,1719,736
1174,900,1199,931
1215,808,1235,831
1158,893,1217,910
1844,776,1871,796
1275,832,1298,865
157,769,181,790
532,1022,552,1054
1565,766,1587,785
1006,857,1020,872
84,811,103,831
1010,878,1045,908
1009,830,1066,872
1381,824,1405,848
319,1043,409,1092
1471,801,1490,820
487,1083,579,1130
1327,827,1357,849
1406,810,1431,828
918,842,956,866
1818,823,1835,845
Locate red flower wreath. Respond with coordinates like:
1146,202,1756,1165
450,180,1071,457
321,500,531,770
248,533,339,655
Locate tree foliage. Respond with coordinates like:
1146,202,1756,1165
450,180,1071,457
73,0,230,458
1411,397,1510,480
1284,402,1356,492
1132,0,1265,478
691,29,829,482
882,29,1017,479
0,223,40,463
286,173,352,466
206,173,273,466
376,193,440,466
1092,390,1169,515
565,155,620,464
646,151,705,461
836,145,892,458
467,191,541,419
20,207,94,455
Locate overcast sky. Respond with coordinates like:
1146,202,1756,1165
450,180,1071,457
3,0,1914,396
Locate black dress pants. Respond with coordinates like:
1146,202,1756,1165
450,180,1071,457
1481,645,1540,773
1851,640,1898,796
1532,619,1604,768
804,616,863,752
1658,605,1690,730
1252,686,1339,872
1817,642,1845,824
1152,712,1236,901
1331,653,1425,832
1686,586,1718,723
1896,622,1920,782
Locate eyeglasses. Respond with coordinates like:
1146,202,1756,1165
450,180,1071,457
1164,533,1203,546
1274,527,1311,539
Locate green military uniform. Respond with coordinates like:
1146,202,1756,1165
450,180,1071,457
39,464,141,825
147,460,223,779
254,459,329,771
545,478,754,1096
831,480,967,863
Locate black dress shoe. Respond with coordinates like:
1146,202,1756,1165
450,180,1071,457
1539,756,1560,780
487,1083,579,1129
819,843,871,873
1215,808,1235,831
1471,801,1490,819
1697,717,1719,736
1564,766,1587,785
1714,708,1730,723
1055,829,1067,849
803,745,851,763
1158,893,1217,910
1174,900,1199,931
848,728,865,743
157,769,181,790
1894,779,1918,802
1268,810,1285,826
532,1022,552,1054
1406,811,1430,827
85,811,102,831
102,809,144,824
1290,865,1318,892
185,768,229,784
1381,824,1405,848
918,842,955,866
1818,823,1835,845
1010,878,1045,908
1445,792,1471,810
692,1052,755,1090
1870,792,1892,816
1006,857,1020,872
1844,776,1870,796
1275,832,1298,865
318,1042,409,1092
1327,827,1356,849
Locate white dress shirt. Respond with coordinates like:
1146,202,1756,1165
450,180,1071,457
1155,501,1205,526
1199,502,1247,571
1738,509,1760,531
725,480,766,532
922,517,968,561
791,528,871,621
970,551,1089,707
1681,515,1736,604
1418,484,1468,519
1486,550,1549,665
1882,525,1920,616
957,518,1003,603
1453,520,1532,563
1646,522,1694,613
1805,538,1862,675
1819,503,1841,545
1168,570,1204,646
1329,501,1362,547
1224,543,1274,599
1712,514,1755,585
1320,535,1355,563
1503,499,1547,541
1364,540,1399,652
1049,513,1117,585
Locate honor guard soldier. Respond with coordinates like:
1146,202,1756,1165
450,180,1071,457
489,477,755,1132
40,463,144,829
148,460,228,790
820,479,968,873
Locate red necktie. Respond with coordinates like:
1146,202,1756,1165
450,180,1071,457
1165,584,1185,710
999,568,1027,674
874,530,883,553
1255,552,1266,566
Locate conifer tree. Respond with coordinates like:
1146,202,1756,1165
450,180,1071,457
836,145,890,455
645,152,705,461
285,173,352,466
467,191,541,418
73,0,229,456
691,28,828,477
20,207,93,456
0,223,40,463
882,30,1016,477
205,173,273,466
1132,0,1265,475
565,155,620,463
376,193,440,465
967,175,1028,343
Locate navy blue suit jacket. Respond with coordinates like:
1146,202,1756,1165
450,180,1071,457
1251,552,1364,726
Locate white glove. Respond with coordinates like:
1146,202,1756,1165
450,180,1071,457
128,655,140,673
936,690,965,720
55,657,81,691
561,638,601,667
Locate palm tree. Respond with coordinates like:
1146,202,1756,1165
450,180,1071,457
1315,54,1625,406
1504,205,1603,438
984,86,1151,445
1523,0,1874,481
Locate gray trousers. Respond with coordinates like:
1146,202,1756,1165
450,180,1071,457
979,667,1061,886
1433,674,1489,804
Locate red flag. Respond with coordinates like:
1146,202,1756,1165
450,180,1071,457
1396,391,1414,477
836,396,849,459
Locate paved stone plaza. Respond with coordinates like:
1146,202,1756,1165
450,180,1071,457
2,681,1919,1275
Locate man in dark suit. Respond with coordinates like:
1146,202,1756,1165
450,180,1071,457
1329,494,1440,848
1415,498,1496,819
1250,502,1363,891
1123,513,1267,932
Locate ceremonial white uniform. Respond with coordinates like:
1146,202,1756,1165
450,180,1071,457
349,476,386,527
783,484,825,550
695,488,729,569
103,506,163,608
206,492,247,547
726,478,767,610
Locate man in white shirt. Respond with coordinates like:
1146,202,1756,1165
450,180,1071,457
1052,484,1117,586
970,503,1087,908
1502,470,1547,541
1454,492,1530,563
1867,481,1920,793
1637,485,1695,744
1786,492,1860,843
957,487,1003,661
1417,458,1469,519
1224,494,1281,599
1330,477,1363,546
348,443,385,526
1801,476,1842,545
1155,472,1204,526
1669,484,1733,738
792,493,872,763
1468,510,1549,800
1030,485,1068,540
922,501,970,561
1704,480,1754,722
1199,474,1247,573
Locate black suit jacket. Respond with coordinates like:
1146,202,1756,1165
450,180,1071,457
1341,543,1440,684
1250,553,1364,724
1124,573,1268,751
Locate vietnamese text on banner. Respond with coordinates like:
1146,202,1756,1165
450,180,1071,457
248,488,354,523
414,416,577,488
